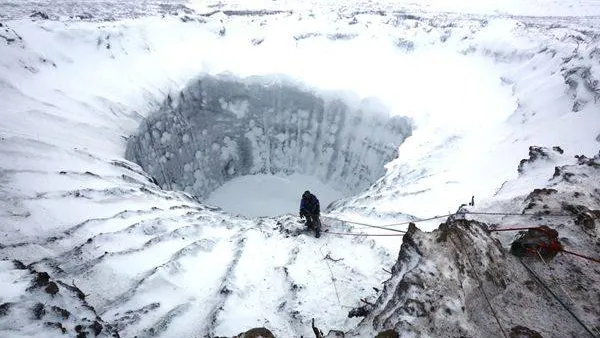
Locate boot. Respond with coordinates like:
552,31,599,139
315,218,321,238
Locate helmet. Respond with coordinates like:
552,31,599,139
303,190,311,198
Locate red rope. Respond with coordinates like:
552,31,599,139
561,249,600,264
489,226,544,232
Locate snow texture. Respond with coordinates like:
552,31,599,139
1,0,600,337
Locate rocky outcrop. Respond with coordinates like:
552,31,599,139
518,146,565,174
0,261,119,338
352,149,600,337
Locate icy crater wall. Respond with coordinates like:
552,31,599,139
125,75,412,199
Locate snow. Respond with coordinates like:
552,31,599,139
0,1,599,337
189,0,600,17
206,173,344,217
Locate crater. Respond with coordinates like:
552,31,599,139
125,75,412,216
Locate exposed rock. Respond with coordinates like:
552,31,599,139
374,329,399,338
30,11,50,19
51,306,70,319
90,320,103,336
523,188,558,212
324,330,345,337
509,325,544,338
45,321,67,334
563,204,600,232
352,150,600,337
0,303,12,317
518,146,563,174
12,260,27,269
32,303,45,320
45,281,59,295
57,280,86,300
30,271,50,289
348,305,371,318
353,217,598,337
575,153,600,168
233,327,275,338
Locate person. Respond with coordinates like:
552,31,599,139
299,190,321,238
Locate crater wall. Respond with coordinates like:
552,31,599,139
125,75,412,199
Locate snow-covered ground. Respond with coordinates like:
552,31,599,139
207,174,344,217
1,0,599,337
189,0,600,17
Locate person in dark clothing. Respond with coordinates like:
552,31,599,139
300,190,321,238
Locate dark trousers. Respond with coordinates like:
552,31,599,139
305,213,321,236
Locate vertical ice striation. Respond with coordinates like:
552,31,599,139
126,75,412,199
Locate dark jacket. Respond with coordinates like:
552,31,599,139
300,193,320,216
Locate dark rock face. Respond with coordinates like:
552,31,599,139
51,306,70,319
0,303,12,317
229,327,275,338
126,75,412,198
45,281,59,295
356,218,598,337
30,11,50,19
563,65,600,110
523,188,558,212
30,271,50,288
32,303,45,320
12,260,27,269
45,321,67,334
518,146,564,174
352,151,600,337
375,329,399,338
90,321,103,336
1,264,119,338
510,325,544,338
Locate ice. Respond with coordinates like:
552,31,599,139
206,173,344,217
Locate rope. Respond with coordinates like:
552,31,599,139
321,213,452,232
536,251,600,338
322,210,573,234
465,211,571,217
322,214,454,229
318,243,354,310
519,258,598,338
489,226,543,232
324,231,405,237
561,249,600,264
449,232,508,338
536,250,578,306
